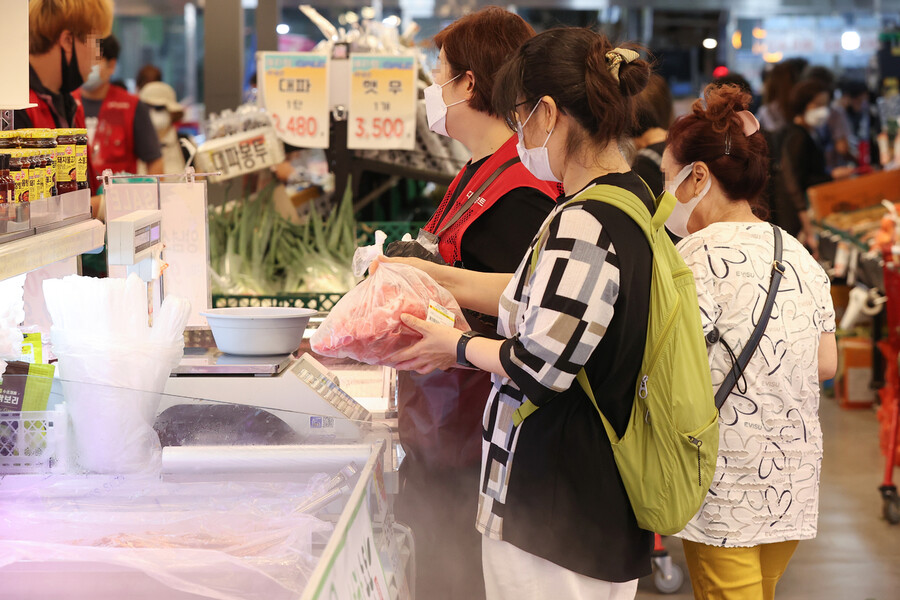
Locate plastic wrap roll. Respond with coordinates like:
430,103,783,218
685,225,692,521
161,444,371,475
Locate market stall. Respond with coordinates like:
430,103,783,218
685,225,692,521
0,160,412,597
0,371,410,600
811,170,900,522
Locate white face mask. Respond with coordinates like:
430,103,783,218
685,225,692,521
424,73,465,137
80,64,104,92
150,109,171,133
804,106,829,128
516,100,561,183
664,163,710,238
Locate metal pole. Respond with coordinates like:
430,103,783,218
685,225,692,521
185,3,198,109
203,0,245,116
256,0,282,53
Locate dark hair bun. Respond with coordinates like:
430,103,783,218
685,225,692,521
494,28,652,149
617,56,651,98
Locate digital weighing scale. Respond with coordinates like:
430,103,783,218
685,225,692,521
162,350,373,441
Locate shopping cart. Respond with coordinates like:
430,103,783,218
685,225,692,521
876,253,900,524
650,533,684,594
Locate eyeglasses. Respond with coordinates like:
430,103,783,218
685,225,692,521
505,99,535,131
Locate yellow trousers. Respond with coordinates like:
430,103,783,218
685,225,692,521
682,539,800,600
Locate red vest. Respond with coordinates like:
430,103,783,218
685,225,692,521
26,88,87,130
424,134,561,265
73,85,139,176
26,89,99,195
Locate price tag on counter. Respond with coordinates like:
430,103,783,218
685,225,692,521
259,52,330,149
348,54,416,151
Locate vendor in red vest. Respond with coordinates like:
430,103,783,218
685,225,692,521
15,0,114,217
382,8,558,600
73,34,163,180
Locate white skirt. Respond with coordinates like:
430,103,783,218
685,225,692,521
481,536,638,600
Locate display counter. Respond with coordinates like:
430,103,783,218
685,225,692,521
0,368,411,600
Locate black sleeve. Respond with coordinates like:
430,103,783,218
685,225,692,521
780,129,813,211
459,186,555,273
132,101,163,163
631,156,664,197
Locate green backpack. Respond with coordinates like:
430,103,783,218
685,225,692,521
511,183,719,535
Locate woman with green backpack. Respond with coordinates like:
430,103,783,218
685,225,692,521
661,83,838,599
375,28,664,599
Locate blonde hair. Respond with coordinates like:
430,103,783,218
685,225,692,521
29,0,114,55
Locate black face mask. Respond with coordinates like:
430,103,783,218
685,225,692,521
60,42,84,94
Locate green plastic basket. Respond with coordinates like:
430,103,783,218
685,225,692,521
357,221,426,247
212,292,345,312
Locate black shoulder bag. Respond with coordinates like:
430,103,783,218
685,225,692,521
712,224,786,410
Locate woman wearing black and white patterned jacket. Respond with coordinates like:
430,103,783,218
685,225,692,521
378,28,658,600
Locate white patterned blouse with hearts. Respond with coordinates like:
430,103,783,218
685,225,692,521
674,221,836,547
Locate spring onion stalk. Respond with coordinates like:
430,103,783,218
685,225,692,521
209,179,360,295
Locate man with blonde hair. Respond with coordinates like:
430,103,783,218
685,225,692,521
16,0,114,204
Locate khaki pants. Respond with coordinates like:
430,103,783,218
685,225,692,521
682,539,800,600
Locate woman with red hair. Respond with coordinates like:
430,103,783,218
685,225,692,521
662,84,838,600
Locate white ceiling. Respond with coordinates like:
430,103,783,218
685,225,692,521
111,0,900,18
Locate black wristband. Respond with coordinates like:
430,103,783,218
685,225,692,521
456,331,482,367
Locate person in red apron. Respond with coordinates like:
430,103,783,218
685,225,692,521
387,8,558,600
17,0,114,208
73,34,163,178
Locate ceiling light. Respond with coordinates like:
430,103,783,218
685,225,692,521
842,31,861,51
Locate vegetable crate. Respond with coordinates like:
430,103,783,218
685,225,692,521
212,292,346,312
357,221,426,247
0,408,67,474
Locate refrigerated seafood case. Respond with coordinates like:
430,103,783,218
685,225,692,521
0,372,412,600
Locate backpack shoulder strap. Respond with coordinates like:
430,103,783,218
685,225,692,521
512,369,619,439
528,183,657,278
580,182,677,241
513,181,663,431
713,224,785,409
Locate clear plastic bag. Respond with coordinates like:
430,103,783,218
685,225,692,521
0,475,335,600
310,261,468,365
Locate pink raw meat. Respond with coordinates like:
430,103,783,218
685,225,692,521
310,262,468,365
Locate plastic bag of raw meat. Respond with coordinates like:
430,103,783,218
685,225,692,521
310,261,469,365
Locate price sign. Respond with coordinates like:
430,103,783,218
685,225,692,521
259,52,330,148
313,494,390,600
194,127,286,183
159,182,210,328
348,54,416,151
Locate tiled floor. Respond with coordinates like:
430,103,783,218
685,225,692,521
636,395,900,600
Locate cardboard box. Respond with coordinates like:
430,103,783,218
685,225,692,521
836,336,876,409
